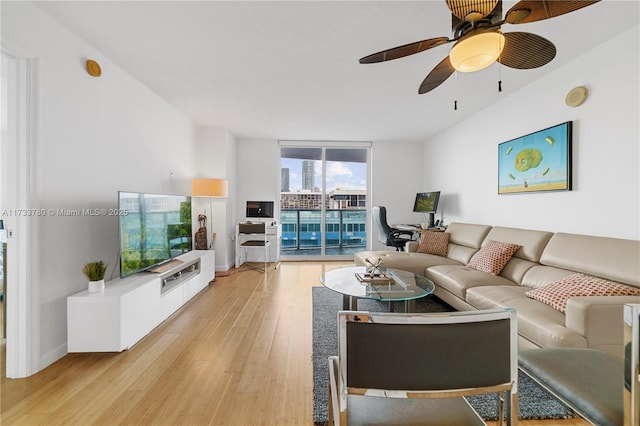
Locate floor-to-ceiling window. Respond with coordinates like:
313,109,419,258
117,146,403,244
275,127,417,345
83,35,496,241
279,142,370,260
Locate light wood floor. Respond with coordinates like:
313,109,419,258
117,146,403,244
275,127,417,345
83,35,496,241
1,261,589,425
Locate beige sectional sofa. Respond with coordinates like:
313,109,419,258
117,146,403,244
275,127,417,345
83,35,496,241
354,222,640,358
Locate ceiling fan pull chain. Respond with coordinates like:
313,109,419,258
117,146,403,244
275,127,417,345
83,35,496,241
454,72,459,110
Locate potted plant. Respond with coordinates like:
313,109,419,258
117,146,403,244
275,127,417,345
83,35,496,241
82,260,107,292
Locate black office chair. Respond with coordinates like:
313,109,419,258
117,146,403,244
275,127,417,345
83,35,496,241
372,206,414,251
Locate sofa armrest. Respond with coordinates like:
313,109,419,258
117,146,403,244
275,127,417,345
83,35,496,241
405,241,418,252
565,295,640,357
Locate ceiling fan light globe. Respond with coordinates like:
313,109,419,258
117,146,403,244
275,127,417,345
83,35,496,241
450,32,505,73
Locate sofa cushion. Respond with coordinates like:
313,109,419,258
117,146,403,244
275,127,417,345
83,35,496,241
443,223,492,264
521,265,578,289
445,243,479,265
417,231,449,256
497,257,538,286
466,285,588,349
540,232,640,287
483,226,553,262
354,250,461,276
445,222,492,249
425,264,517,300
525,273,640,313
467,240,521,275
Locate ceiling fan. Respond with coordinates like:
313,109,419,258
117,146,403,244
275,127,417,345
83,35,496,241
359,0,601,94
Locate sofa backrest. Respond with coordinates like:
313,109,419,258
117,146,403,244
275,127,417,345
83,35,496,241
540,233,640,288
480,226,554,285
445,222,492,264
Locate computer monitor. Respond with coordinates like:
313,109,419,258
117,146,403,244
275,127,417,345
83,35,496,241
246,201,274,219
412,191,440,228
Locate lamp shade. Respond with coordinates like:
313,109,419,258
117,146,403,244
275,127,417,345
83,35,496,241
449,31,505,73
192,178,228,197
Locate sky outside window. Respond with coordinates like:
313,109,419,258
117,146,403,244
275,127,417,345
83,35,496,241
281,158,366,193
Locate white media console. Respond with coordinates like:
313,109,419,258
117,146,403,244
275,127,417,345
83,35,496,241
67,250,214,352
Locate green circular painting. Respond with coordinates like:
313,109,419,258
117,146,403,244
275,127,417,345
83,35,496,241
514,148,543,172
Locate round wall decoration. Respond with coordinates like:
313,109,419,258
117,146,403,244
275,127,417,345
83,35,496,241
86,59,102,77
565,86,588,107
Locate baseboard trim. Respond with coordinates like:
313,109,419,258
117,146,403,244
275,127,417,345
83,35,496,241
39,343,67,372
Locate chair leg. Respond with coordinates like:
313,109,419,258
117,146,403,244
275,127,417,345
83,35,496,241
498,390,504,426
328,356,343,426
508,390,518,426
328,378,335,426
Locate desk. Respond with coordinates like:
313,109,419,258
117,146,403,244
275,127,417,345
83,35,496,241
392,224,422,242
393,224,421,231
394,224,446,232
235,222,281,268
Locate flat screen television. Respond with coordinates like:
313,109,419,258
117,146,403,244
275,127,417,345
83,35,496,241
246,201,274,219
413,191,440,213
118,191,192,278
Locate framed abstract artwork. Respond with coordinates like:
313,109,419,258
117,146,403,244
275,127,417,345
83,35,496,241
498,121,572,194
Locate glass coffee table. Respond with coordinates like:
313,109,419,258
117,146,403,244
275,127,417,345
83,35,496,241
320,266,435,313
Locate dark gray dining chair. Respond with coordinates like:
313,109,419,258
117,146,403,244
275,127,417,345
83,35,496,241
328,308,519,425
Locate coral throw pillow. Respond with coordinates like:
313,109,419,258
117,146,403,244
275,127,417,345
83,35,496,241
417,231,449,256
526,273,640,313
466,239,521,275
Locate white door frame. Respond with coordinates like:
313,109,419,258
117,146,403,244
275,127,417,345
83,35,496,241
278,141,372,260
2,49,39,378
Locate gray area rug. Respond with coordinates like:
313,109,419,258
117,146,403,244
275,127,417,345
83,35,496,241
312,286,575,424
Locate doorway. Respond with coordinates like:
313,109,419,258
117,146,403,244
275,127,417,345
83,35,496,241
1,49,8,369
1,49,38,378
279,143,371,260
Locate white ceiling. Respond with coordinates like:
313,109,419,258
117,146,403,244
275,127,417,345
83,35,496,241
35,1,639,143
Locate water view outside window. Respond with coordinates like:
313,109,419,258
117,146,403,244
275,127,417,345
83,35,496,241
280,146,368,258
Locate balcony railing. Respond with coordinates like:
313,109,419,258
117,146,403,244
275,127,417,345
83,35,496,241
280,208,367,253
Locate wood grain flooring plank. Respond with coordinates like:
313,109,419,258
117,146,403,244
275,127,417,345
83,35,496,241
1,261,588,426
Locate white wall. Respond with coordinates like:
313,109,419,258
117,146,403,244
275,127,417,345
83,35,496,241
235,139,281,227
422,26,640,240
223,130,238,270
2,2,196,372
193,126,236,271
235,139,425,251
369,141,425,250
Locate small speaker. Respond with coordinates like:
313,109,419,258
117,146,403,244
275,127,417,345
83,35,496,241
565,86,588,107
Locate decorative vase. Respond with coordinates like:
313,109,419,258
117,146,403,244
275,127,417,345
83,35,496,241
88,279,105,293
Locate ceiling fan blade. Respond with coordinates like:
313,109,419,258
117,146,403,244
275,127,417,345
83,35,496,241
504,0,600,24
359,37,450,64
446,0,499,21
497,32,556,69
418,56,456,94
